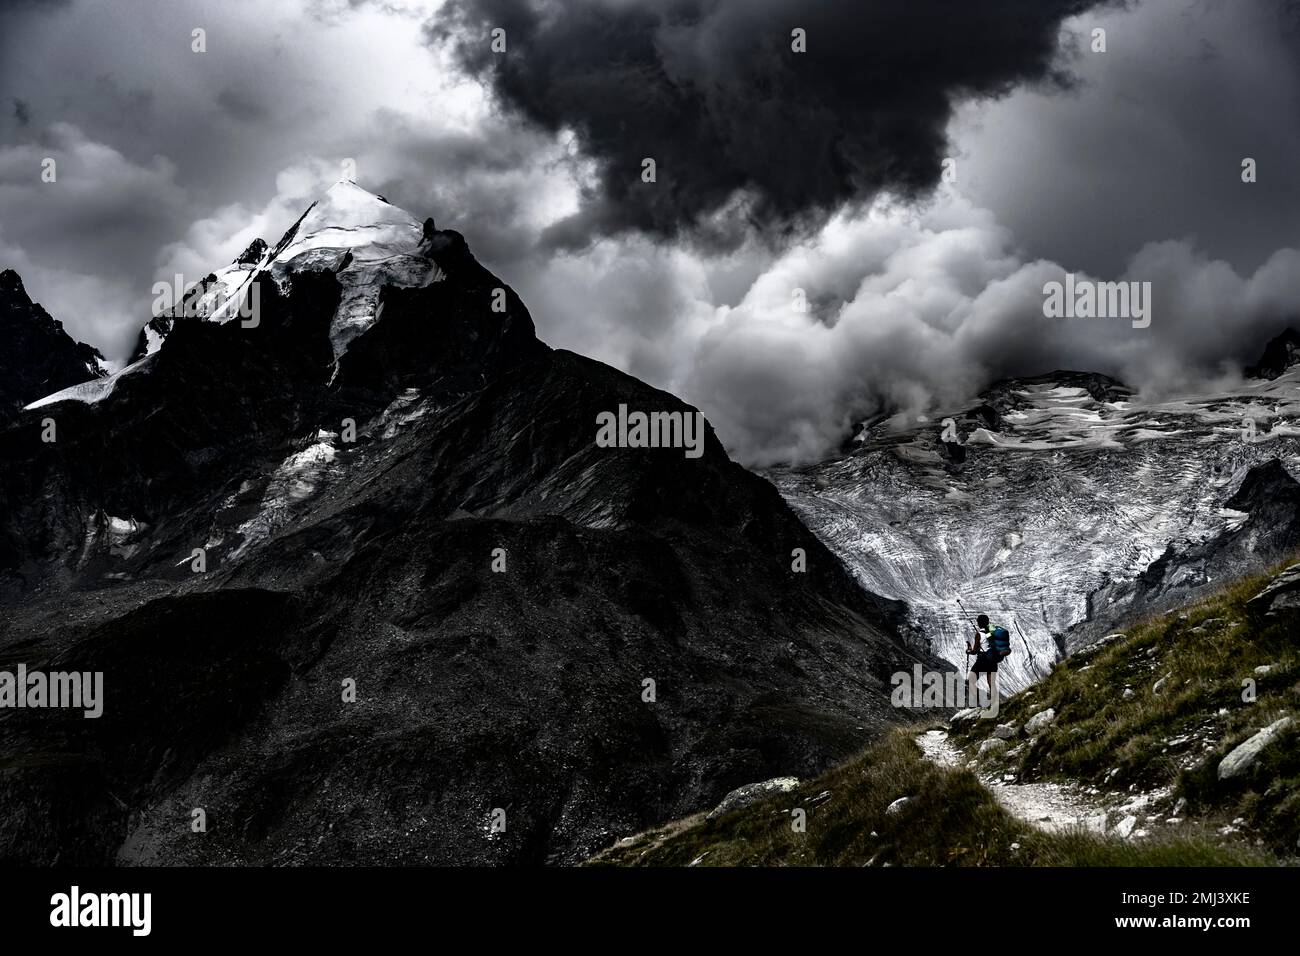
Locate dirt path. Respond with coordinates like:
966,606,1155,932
916,729,1109,834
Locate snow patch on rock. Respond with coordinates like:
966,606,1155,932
25,354,157,410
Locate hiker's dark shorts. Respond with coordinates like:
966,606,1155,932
972,650,1000,673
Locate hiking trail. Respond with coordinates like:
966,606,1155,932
916,729,1109,834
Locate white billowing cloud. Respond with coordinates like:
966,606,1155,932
4,0,1300,469
586,193,1300,466
0,235,139,372
155,160,346,284
0,123,188,356
683,197,1021,465
511,234,720,392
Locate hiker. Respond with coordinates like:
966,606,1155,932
968,613,1010,704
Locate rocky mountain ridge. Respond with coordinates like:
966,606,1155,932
0,183,932,865
0,269,106,427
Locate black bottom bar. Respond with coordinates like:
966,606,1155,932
0,866,1288,942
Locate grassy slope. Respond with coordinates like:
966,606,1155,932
587,729,1265,866
950,560,1300,855
589,562,1300,867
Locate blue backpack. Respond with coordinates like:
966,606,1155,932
990,625,1012,657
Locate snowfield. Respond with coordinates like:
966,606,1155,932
24,354,157,410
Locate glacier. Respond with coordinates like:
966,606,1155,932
768,369,1300,692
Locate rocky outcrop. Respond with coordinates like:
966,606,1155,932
1224,458,1300,520
706,777,800,820
1217,717,1295,781
0,269,106,426
1246,564,1300,620
1069,459,1300,649
1245,327,1300,380
234,238,268,265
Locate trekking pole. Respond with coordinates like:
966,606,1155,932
955,596,979,630
955,597,977,677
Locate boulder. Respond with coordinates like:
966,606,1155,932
1217,717,1295,781
978,738,1008,758
1025,708,1056,736
885,796,912,816
1246,563,1300,620
706,776,800,820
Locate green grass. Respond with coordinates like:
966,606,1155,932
586,728,1268,867
588,559,1300,866
949,558,1300,854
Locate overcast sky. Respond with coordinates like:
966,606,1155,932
3,0,1300,463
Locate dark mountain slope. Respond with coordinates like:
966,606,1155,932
1245,326,1300,380
0,269,105,427
0,187,932,865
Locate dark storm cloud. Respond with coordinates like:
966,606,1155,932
430,0,1114,248
216,86,270,123
6,0,1300,466
83,75,156,137
954,0,1300,277
358,108,553,226
1,0,72,9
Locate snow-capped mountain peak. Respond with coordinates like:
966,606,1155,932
26,181,446,410
288,180,423,251
268,181,443,357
